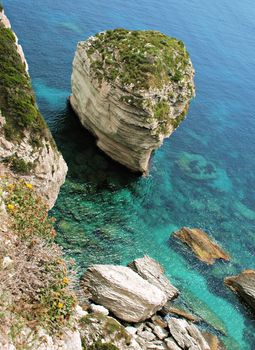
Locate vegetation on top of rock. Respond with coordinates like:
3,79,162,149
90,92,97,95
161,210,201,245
84,342,119,350
0,179,77,347
86,28,193,91
0,4,3,12
0,22,52,147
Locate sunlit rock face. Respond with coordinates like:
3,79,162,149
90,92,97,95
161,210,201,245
70,29,195,173
0,10,67,208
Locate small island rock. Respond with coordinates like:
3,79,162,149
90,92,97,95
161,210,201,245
70,29,195,173
225,270,255,312
82,264,167,322
173,227,230,265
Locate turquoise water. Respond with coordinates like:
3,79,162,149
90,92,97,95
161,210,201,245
4,0,255,348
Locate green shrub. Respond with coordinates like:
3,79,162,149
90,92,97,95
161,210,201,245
154,100,170,121
0,23,52,148
84,342,119,350
4,180,56,240
3,155,33,174
0,179,77,342
87,28,191,91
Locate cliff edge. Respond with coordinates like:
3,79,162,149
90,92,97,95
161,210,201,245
70,28,195,173
0,9,67,208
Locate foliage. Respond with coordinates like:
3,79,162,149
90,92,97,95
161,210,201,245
0,22,53,148
87,28,191,90
4,180,56,240
170,103,189,129
0,179,77,346
88,342,119,350
3,154,34,174
154,100,170,121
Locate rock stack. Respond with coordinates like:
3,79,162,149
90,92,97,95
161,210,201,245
70,29,195,173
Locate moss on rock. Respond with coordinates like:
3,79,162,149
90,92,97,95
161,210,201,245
86,28,193,91
0,22,53,148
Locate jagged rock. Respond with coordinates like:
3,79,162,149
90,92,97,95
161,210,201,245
82,265,167,322
126,327,138,336
129,256,179,300
70,29,195,173
225,270,255,312
152,325,169,340
164,338,182,350
151,315,168,328
0,11,67,209
138,331,156,342
89,303,109,315
160,303,198,323
79,313,142,350
167,318,210,350
173,227,230,265
147,341,167,349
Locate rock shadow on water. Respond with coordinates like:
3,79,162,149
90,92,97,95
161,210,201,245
52,102,140,189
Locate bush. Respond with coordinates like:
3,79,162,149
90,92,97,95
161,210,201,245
0,179,77,346
3,155,33,174
0,23,52,148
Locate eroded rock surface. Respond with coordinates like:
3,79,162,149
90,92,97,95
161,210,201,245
70,29,195,173
0,10,67,208
82,265,167,322
129,255,179,300
173,227,230,265
167,317,210,350
225,270,255,312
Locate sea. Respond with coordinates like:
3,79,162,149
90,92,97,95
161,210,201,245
4,0,255,348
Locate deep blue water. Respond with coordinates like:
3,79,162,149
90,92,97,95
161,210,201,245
4,0,255,348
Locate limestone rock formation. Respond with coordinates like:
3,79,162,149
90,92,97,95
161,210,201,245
70,29,195,173
82,265,168,322
167,317,210,350
225,270,255,312
173,227,230,265
0,10,67,208
129,255,179,300
79,313,142,350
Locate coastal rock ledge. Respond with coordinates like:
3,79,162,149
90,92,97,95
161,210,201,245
225,270,255,312
70,29,195,173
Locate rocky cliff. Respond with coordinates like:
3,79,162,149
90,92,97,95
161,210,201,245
0,9,67,208
70,28,195,173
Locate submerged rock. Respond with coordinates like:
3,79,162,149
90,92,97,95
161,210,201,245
128,255,179,300
176,153,217,181
173,227,230,265
82,265,167,322
70,29,195,173
225,270,255,312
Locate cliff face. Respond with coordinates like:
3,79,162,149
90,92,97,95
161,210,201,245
0,9,67,208
71,29,195,173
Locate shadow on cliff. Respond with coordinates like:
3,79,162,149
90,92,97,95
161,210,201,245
51,101,139,189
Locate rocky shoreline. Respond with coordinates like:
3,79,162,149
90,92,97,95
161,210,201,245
79,256,222,350
0,7,254,350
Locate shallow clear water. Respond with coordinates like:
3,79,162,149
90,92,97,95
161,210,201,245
4,0,255,348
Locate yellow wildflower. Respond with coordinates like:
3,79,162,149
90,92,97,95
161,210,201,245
25,183,33,190
7,184,15,190
63,277,69,284
7,204,15,210
57,302,64,309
